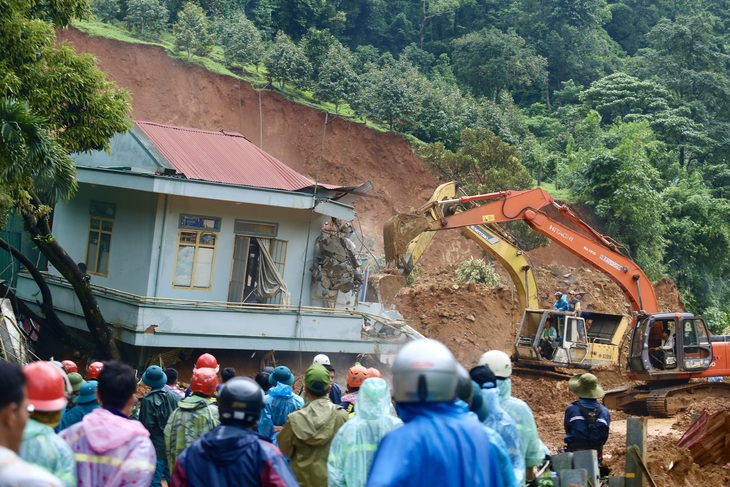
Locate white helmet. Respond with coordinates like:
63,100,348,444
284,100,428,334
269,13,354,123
477,350,512,378
313,354,331,366
392,339,457,403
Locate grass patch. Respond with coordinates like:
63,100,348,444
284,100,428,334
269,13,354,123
538,181,572,202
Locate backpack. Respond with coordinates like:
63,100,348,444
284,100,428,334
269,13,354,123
573,401,601,446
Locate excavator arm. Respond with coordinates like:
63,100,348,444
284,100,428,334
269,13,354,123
384,182,539,311
388,185,658,314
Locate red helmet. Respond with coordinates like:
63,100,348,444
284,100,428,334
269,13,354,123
87,362,104,380
191,367,218,395
195,353,219,373
347,365,368,389
23,362,68,411
62,360,78,373
366,367,382,379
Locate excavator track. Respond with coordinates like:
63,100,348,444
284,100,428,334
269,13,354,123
604,381,730,417
512,365,573,381
645,381,730,417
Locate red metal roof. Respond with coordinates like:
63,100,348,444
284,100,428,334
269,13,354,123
135,121,326,191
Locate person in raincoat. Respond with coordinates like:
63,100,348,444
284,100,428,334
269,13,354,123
366,339,511,487
327,377,402,487
172,377,298,487
58,380,100,431
164,367,220,469
470,365,524,485
19,361,76,487
59,361,156,487
479,350,547,483
278,364,349,486
139,365,180,487
0,362,64,487
258,365,304,445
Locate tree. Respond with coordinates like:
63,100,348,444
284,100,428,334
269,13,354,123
419,127,533,194
300,28,340,80
314,46,358,114
125,0,169,40
1,0,132,359
263,31,312,90
571,120,667,278
451,28,547,100
92,0,121,22
174,2,213,61
662,178,730,315
217,13,264,70
349,56,423,131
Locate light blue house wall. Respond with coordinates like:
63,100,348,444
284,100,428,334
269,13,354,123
51,185,158,296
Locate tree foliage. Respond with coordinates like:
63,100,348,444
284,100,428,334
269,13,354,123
313,45,358,113
264,31,312,89
1,0,131,359
125,0,169,40
217,12,264,69
174,2,213,61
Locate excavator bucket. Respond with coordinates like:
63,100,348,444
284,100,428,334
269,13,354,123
383,212,433,267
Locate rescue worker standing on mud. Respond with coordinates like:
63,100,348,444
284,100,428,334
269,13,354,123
564,373,610,463
479,350,546,483
367,339,510,487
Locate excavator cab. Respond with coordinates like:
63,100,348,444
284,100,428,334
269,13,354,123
515,309,628,369
628,313,713,379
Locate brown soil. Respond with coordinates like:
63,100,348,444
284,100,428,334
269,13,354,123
60,28,730,485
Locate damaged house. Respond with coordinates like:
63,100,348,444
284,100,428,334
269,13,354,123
10,121,415,364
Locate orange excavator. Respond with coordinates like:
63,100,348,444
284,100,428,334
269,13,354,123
384,184,730,416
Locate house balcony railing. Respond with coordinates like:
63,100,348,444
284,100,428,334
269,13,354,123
28,272,424,341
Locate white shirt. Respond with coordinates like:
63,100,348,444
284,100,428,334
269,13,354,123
0,445,63,487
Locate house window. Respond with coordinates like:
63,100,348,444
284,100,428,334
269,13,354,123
85,202,115,276
228,220,287,304
173,215,221,289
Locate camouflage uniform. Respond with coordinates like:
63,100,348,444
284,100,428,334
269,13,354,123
164,395,219,469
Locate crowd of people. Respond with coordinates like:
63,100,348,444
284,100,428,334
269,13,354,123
0,340,610,487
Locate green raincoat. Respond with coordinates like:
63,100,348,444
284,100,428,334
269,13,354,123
278,395,348,487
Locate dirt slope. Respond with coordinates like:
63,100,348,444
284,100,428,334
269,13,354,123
60,29,730,484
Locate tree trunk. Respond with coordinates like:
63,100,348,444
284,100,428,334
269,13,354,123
21,195,121,360
0,237,69,341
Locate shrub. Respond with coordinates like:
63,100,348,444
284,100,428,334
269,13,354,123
455,258,500,286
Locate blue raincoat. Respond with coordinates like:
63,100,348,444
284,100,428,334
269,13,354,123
366,401,510,487
479,387,524,485
497,378,547,468
58,401,100,431
553,295,570,311
328,378,403,487
455,399,518,487
258,383,304,444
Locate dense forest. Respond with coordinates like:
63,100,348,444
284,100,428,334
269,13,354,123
4,0,730,333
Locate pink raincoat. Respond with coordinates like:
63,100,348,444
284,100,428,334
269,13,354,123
60,408,156,486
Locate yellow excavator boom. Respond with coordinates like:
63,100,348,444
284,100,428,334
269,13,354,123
383,182,539,311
